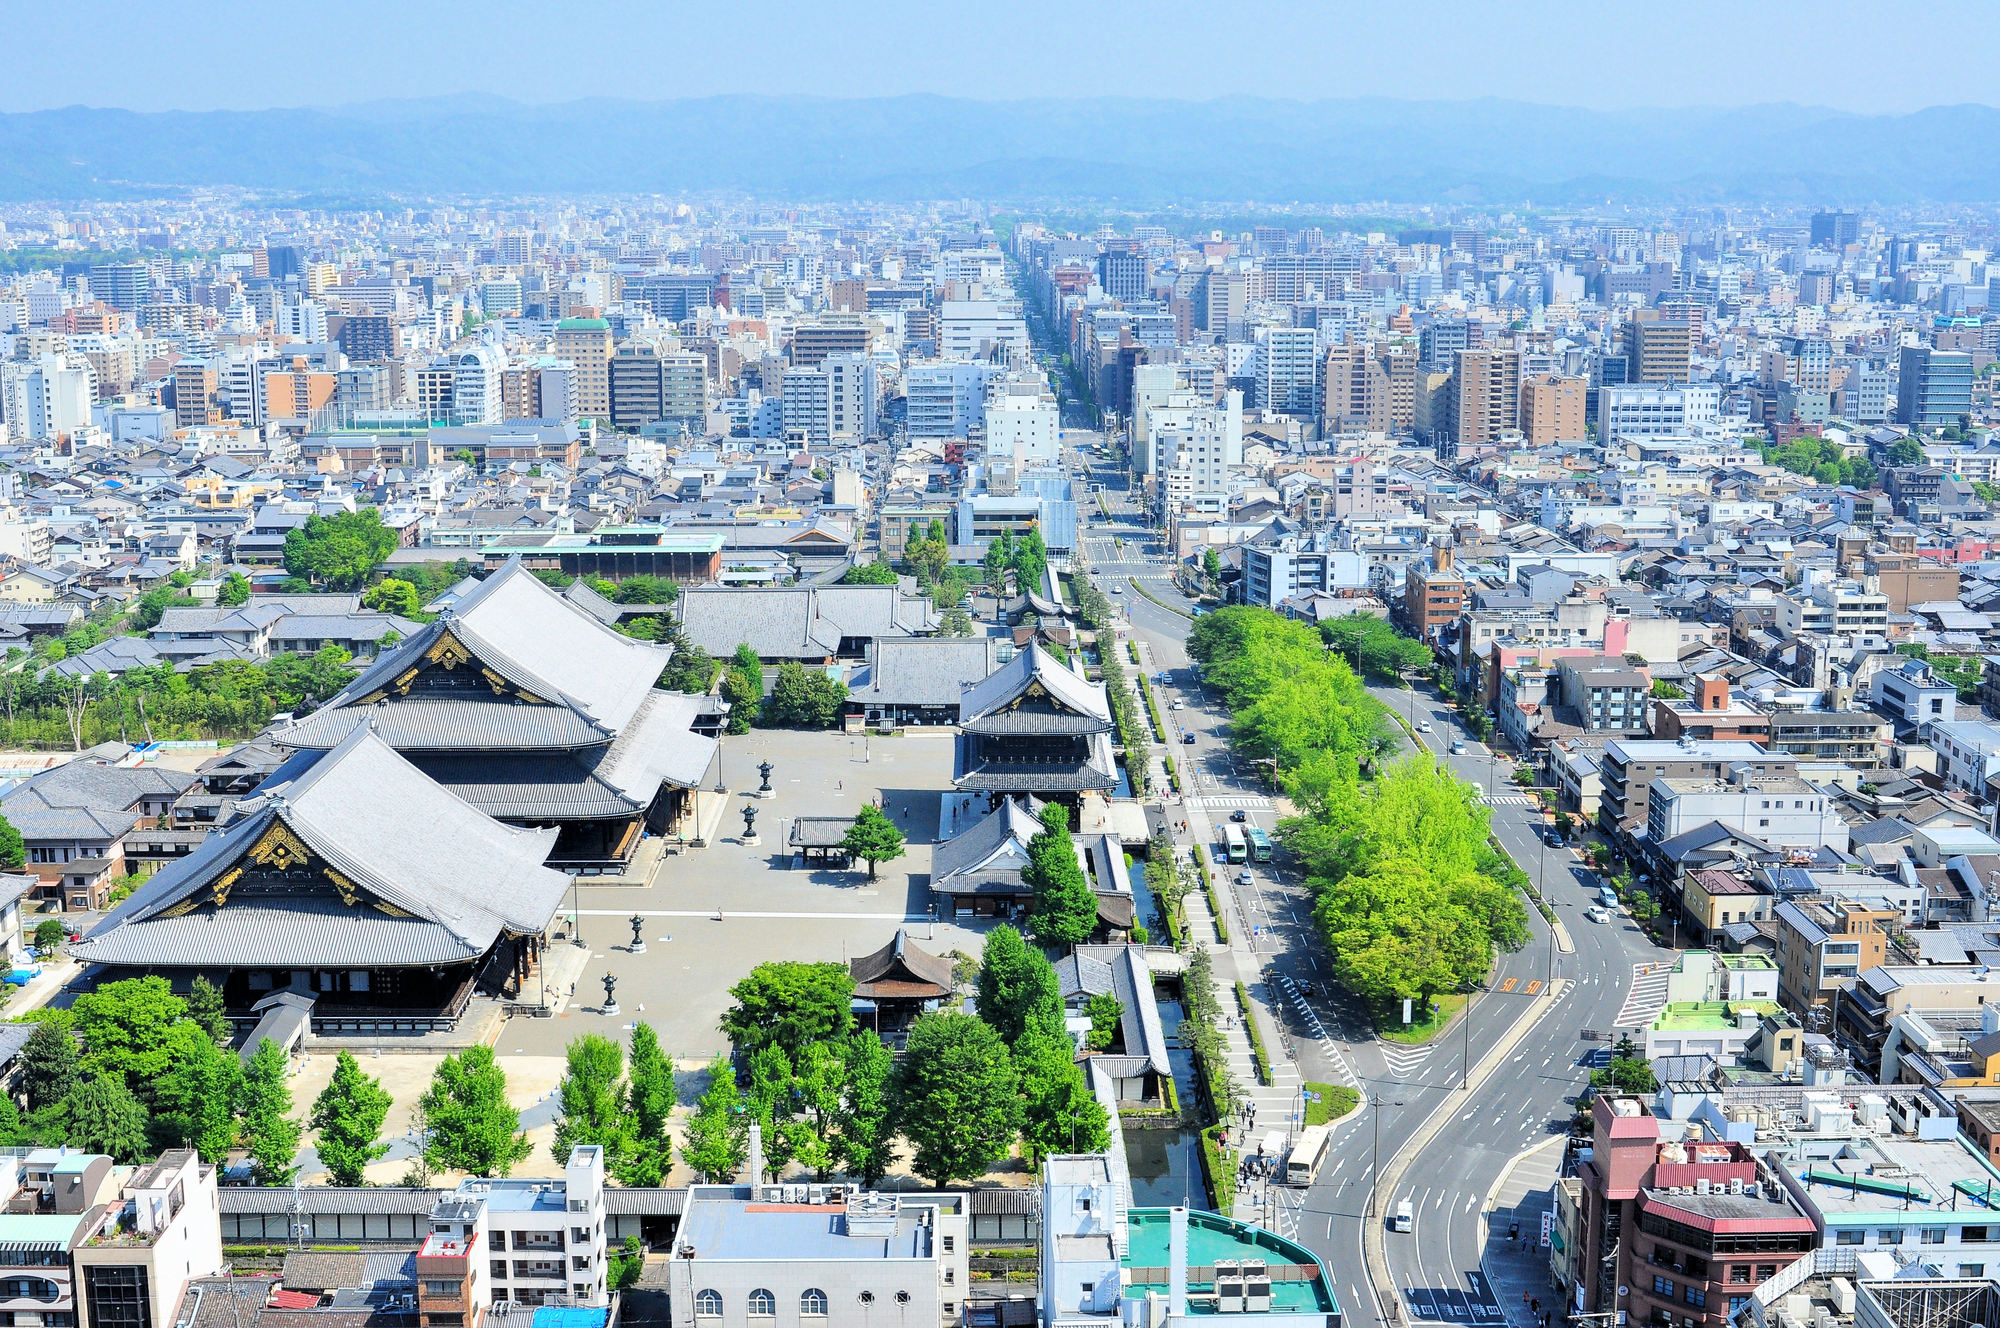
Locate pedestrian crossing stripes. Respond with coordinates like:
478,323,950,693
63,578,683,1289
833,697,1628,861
1483,794,1536,806
1271,972,1360,1089
1612,962,1671,1030
1187,795,1273,810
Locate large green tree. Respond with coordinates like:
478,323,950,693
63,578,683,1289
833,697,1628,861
1024,804,1097,945
152,1026,242,1162
620,1022,675,1187
680,1057,747,1183
70,977,188,1095
239,1038,302,1184
0,812,25,871
974,925,1065,1045
765,662,846,728
283,509,399,590
44,1074,150,1162
419,1047,531,1177
893,1012,1021,1187
551,1034,634,1169
835,1031,896,1185
840,805,906,880
842,560,901,586
19,1021,79,1111
720,962,855,1059
1015,1028,1109,1164
362,578,422,617
310,1051,394,1186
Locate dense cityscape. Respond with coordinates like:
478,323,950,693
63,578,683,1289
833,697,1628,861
14,24,2000,1328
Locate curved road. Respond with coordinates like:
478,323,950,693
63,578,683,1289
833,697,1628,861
1076,448,1673,1328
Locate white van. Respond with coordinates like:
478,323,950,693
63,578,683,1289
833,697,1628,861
1391,1199,1414,1233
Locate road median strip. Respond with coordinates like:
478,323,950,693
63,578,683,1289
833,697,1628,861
1128,576,1193,619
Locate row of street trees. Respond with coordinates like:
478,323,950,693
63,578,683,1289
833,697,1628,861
1188,607,1529,1019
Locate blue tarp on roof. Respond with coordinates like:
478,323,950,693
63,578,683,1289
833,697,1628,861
533,1309,607,1328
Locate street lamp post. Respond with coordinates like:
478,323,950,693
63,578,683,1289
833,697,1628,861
1366,1095,1405,1220
1462,984,1478,1090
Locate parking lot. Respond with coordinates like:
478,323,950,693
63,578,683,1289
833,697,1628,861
502,727,998,1062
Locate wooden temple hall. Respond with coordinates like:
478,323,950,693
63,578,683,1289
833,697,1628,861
952,641,1119,809
70,725,573,1034
269,559,719,870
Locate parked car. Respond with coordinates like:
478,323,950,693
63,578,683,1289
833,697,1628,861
1230,809,1248,822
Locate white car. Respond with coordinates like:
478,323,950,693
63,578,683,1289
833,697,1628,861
1110,585,1125,595
1586,906,1611,923
1417,720,1432,732
1171,699,1186,710
1237,870,1254,886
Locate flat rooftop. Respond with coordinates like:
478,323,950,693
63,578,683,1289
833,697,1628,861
1779,1134,1997,1218
678,1193,931,1263
1653,1001,1780,1032
1123,1210,1337,1316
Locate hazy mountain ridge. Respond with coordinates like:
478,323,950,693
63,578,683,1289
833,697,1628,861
2,94,1994,203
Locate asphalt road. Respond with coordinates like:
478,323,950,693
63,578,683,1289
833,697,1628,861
1075,449,1673,1328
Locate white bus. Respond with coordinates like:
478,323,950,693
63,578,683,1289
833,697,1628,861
1285,1124,1334,1186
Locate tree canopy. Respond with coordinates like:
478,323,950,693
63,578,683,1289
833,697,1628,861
764,662,847,728
720,962,856,1059
310,1051,394,1186
419,1047,531,1177
840,806,907,880
283,509,399,590
893,1012,1021,1187
1024,804,1097,945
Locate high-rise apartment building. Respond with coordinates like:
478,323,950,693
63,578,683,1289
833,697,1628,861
1448,348,1522,447
262,357,337,423
1898,344,1974,426
1419,317,1470,370
1321,345,1391,432
1622,311,1693,383
1,356,94,441
1256,328,1320,416
553,316,613,420
87,262,149,313
1519,374,1587,446
330,313,397,362
171,360,219,427
1810,210,1861,250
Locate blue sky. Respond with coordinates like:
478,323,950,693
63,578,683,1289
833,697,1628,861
2,0,1993,114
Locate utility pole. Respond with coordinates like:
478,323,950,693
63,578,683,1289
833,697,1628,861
1462,984,1477,1090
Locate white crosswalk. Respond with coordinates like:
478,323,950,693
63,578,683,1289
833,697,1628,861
1613,962,1671,1030
1270,971,1360,1089
1187,795,1273,810
1483,794,1536,807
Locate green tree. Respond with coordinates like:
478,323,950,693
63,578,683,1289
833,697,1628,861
282,510,399,591
765,662,847,728
1084,992,1122,1051
30,917,62,951
0,816,26,876
1886,437,1926,467
362,578,422,617
185,975,231,1045
974,925,1065,1045
218,572,252,607
551,1034,634,1170
720,962,855,1059
835,1030,896,1184
419,1046,531,1177
611,575,680,605
656,619,717,695
1025,803,1097,945
45,1074,150,1162
152,1025,242,1162
309,1051,394,1186
70,976,189,1093
742,1042,796,1180
1320,615,1433,684
840,805,906,880
19,1021,79,1111
894,1013,1021,1187
720,648,762,734
842,560,901,586
1015,1027,1109,1163
679,1057,748,1183
940,605,974,637
239,1037,302,1185
1202,547,1223,586
1591,1036,1660,1095
619,1022,675,1187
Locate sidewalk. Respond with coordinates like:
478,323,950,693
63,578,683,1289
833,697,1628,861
1123,629,1319,1225
1481,1137,1564,1328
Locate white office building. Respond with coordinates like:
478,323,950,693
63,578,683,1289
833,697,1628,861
0,355,95,442
783,353,876,445
986,383,1060,468
906,361,1002,439
1597,383,1722,441
274,299,328,342
937,300,1028,362
451,344,507,426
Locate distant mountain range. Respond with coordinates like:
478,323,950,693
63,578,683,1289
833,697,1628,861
7,94,2000,205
